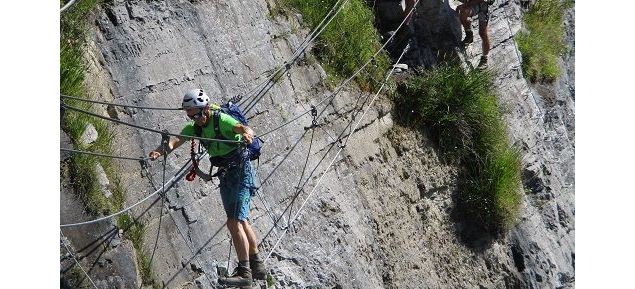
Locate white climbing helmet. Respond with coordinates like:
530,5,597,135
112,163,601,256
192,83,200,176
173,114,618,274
182,89,210,109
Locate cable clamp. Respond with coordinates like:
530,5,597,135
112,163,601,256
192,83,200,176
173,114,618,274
140,159,150,176
304,105,319,130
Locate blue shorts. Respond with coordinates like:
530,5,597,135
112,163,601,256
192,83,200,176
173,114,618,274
219,159,257,221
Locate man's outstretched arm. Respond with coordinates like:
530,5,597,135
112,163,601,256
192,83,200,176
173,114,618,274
148,136,185,160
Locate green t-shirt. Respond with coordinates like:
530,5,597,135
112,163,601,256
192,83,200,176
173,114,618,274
180,111,242,157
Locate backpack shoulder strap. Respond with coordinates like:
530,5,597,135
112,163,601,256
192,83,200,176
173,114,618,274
212,110,224,151
213,110,224,139
194,123,202,137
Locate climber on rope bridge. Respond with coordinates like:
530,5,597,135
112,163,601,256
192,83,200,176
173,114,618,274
148,89,266,287
456,0,494,69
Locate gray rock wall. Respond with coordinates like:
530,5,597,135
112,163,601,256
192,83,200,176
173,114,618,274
61,0,574,288
461,1,575,288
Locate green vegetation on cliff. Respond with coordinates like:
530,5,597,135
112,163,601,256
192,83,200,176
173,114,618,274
281,0,391,91
516,0,573,82
61,2,159,287
394,65,522,230
61,0,124,215
283,1,521,231
117,214,161,289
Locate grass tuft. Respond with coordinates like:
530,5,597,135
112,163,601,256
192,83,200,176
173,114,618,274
138,251,161,288
516,0,573,82
394,64,522,230
266,274,275,287
117,215,146,250
282,0,391,91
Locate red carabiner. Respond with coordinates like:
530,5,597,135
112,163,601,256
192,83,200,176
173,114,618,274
186,139,197,181
185,168,197,181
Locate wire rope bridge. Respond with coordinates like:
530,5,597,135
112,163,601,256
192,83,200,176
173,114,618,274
60,0,418,287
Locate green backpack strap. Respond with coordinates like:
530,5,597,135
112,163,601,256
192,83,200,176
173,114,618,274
193,109,226,152
212,109,227,152
194,122,212,149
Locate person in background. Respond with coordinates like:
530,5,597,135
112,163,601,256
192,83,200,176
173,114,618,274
456,0,492,68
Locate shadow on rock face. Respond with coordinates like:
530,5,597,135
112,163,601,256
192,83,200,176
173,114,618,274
449,170,502,252
372,0,464,70
449,206,498,251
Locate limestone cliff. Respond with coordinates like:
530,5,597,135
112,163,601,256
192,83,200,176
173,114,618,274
60,0,574,288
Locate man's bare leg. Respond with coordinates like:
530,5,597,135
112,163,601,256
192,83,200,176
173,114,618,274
458,7,474,44
241,220,266,279
479,22,490,57
227,218,249,261
459,7,471,30
219,218,252,286
478,21,490,68
241,221,259,256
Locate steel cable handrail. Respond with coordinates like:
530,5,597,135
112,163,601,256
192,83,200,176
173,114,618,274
60,154,202,228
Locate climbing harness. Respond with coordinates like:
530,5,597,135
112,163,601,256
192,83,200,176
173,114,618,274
186,100,264,182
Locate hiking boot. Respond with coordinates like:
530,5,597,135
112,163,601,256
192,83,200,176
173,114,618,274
461,30,474,46
477,56,488,69
218,266,252,287
250,259,267,280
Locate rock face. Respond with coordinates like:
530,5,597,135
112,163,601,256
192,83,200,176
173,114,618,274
61,152,139,289
61,0,574,288
95,162,113,198
79,123,99,145
61,130,73,160
460,1,575,288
